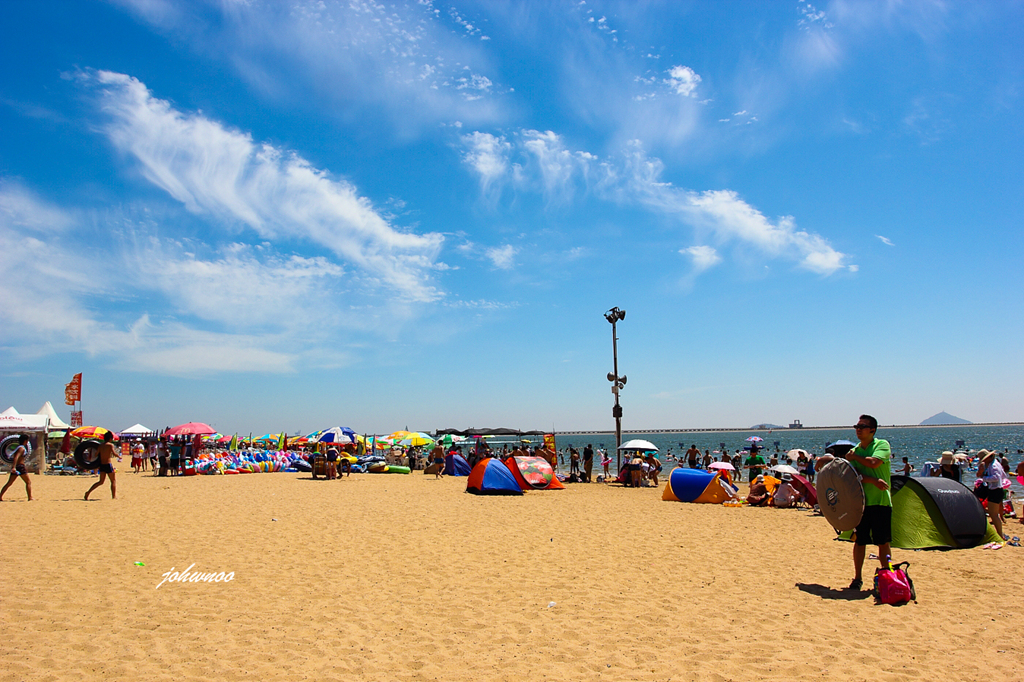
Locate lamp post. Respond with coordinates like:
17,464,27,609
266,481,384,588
604,307,626,470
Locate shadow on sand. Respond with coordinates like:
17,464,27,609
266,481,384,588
796,583,872,601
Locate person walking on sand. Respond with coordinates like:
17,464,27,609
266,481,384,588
84,431,120,500
430,442,445,479
0,434,34,501
835,414,892,591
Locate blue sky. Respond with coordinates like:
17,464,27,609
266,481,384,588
1,0,1021,435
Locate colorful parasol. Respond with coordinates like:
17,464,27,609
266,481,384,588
72,425,117,440
165,422,217,436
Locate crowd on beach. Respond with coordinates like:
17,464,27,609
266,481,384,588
3,426,1023,544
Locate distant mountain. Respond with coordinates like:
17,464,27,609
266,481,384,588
919,411,972,426
751,423,785,430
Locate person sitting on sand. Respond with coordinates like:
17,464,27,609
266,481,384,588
84,431,119,500
771,473,801,508
746,475,770,506
0,434,34,501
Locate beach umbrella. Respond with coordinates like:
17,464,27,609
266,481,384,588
316,427,356,444
385,430,414,443
618,439,659,451
72,425,117,440
166,422,217,436
745,436,764,442
708,461,735,471
786,449,809,460
825,440,856,456
770,464,801,475
400,432,434,447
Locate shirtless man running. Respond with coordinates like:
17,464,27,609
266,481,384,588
84,431,119,500
430,443,445,479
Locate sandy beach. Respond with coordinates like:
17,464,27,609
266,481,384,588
1,471,1019,682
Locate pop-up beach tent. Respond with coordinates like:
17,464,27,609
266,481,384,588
444,452,472,476
466,458,523,495
840,475,999,549
504,455,564,490
662,467,734,504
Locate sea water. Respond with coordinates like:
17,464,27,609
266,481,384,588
552,424,1024,496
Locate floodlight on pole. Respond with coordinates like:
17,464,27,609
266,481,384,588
604,307,626,469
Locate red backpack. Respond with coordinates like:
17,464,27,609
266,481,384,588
874,561,915,605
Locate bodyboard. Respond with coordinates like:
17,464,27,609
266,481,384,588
817,458,865,531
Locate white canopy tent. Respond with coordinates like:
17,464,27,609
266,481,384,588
37,401,71,431
118,423,155,437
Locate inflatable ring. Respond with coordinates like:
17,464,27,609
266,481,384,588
73,439,103,470
0,434,30,464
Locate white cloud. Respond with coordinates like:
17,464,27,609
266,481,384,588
681,245,722,272
485,244,518,270
86,70,444,301
460,131,510,196
876,235,894,246
666,65,702,97
113,0,505,133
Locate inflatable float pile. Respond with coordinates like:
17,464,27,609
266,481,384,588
193,450,305,475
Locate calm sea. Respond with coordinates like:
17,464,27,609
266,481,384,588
551,424,1024,495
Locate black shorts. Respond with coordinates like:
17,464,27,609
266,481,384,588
983,487,1006,504
99,463,115,474
14,464,27,476
854,505,892,546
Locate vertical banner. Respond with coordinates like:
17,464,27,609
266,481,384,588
65,373,82,405
70,411,83,427
543,433,557,467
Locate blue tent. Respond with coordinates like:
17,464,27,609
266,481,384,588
444,452,472,476
466,458,523,495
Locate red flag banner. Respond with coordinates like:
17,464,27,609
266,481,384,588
70,411,83,427
65,373,82,405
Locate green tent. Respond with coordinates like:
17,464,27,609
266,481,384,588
840,476,1001,549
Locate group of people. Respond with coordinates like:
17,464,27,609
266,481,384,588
744,472,807,508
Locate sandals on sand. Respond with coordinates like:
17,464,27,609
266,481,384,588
847,578,863,590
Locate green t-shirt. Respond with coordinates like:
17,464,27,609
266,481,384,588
745,454,766,474
850,438,892,507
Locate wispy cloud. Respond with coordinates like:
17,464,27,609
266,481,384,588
875,234,894,246
113,0,505,133
459,133,855,276
485,244,518,270
681,245,722,272
85,70,444,301
460,131,510,198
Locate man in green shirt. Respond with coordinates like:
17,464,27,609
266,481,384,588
744,446,766,484
846,414,892,591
